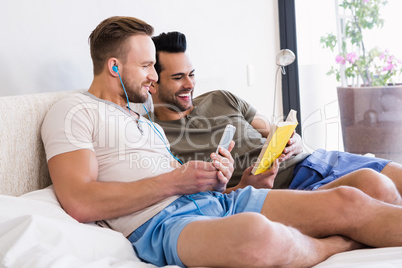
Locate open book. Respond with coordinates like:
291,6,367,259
251,110,298,175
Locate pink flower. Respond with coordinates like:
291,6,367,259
380,49,389,60
336,55,346,65
383,63,394,72
346,52,358,64
387,55,394,64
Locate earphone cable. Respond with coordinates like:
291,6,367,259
116,70,183,165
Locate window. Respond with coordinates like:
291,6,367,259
294,0,402,153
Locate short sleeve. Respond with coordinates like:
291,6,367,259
41,95,95,161
219,90,257,123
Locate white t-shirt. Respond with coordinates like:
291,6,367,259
41,92,180,236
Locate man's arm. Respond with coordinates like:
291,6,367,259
250,114,272,138
48,149,232,223
227,159,281,191
214,142,280,193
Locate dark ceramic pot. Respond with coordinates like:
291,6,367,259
337,86,402,162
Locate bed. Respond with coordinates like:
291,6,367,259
1,90,401,268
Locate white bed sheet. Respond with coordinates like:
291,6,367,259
0,186,178,268
314,247,402,267
1,186,401,268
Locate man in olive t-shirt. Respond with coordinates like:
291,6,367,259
149,89,307,188
147,31,402,194
147,32,305,189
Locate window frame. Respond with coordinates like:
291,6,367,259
278,0,301,134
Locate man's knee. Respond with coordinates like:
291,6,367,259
329,186,368,213
354,168,399,204
233,213,275,249
232,213,294,267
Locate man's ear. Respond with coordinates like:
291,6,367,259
108,58,120,77
149,82,157,94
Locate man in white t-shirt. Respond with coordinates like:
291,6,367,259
41,16,402,268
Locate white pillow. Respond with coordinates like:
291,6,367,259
0,187,161,268
20,185,60,205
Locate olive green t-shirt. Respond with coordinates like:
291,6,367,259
149,90,308,188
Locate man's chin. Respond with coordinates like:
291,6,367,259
179,104,193,112
165,104,192,113
139,90,152,103
177,99,193,111
128,94,148,104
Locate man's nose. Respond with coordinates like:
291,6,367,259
183,76,195,88
149,66,158,82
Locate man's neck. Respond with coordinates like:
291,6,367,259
88,76,127,108
154,106,193,121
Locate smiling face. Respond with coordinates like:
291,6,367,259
120,35,158,103
153,52,195,118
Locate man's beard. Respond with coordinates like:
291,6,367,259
120,77,148,104
157,88,193,112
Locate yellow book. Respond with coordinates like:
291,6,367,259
251,110,298,175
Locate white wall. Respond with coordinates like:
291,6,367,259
0,0,280,118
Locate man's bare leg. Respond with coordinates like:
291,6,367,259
318,168,402,205
262,186,402,247
381,162,402,196
177,212,361,268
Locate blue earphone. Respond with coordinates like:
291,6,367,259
113,65,183,165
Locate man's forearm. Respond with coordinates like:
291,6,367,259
251,114,272,138
56,172,177,223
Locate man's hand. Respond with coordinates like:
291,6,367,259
170,161,225,194
281,131,303,160
251,114,302,161
170,141,235,194
210,141,235,192
236,158,281,189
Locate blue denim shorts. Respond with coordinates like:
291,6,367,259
289,149,391,190
128,186,269,267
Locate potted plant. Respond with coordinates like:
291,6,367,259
320,0,402,162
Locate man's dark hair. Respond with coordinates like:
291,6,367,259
152,32,187,80
89,16,154,75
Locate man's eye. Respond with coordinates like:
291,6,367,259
172,77,182,80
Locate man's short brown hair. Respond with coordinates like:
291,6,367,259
89,16,154,75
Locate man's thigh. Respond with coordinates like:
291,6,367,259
381,162,402,193
130,187,270,267
318,168,393,192
260,188,359,237
177,212,272,267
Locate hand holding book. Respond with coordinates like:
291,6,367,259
251,110,298,175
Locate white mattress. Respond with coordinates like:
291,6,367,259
0,186,401,268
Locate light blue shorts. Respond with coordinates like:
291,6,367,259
128,186,269,267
